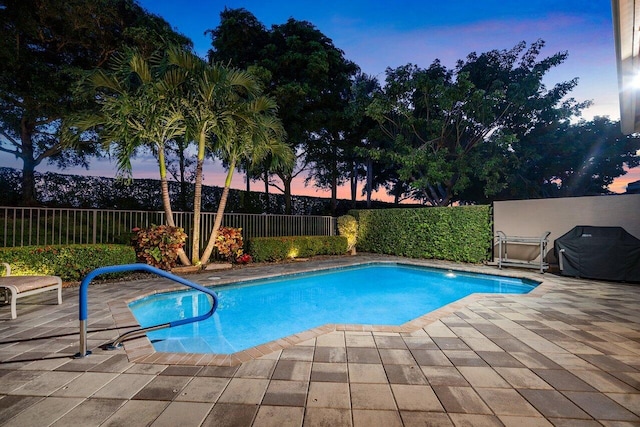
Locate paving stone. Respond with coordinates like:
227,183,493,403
411,349,453,366
201,403,258,427
400,411,453,426
131,375,191,401
347,347,381,364
303,407,351,427
9,370,81,396
443,350,489,367
348,363,388,383
532,369,595,391
563,391,640,421
391,384,443,411
310,362,348,382
262,380,308,406
217,378,269,404
271,360,312,381
379,348,416,365
51,398,125,427
475,387,541,416
384,363,428,384
2,396,83,427
252,405,304,427
313,346,347,362
307,382,350,408
352,409,402,427
91,373,155,399
457,366,511,388
517,389,591,419
494,367,552,389
150,401,213,427
421,366,469,386
447,413,503,426
174,377,229,402
432,386,492,414
0,395,44,422
351,383,396,410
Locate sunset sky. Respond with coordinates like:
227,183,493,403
6,1,638,198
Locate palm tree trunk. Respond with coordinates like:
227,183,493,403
190,131,206,265
158,147,191,266
200,157,236,265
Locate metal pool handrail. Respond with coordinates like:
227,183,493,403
76,263,218,358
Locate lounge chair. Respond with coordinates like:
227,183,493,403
0,262,62,319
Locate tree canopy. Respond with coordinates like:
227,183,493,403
0,0,191,205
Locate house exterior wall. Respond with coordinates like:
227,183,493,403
492,194,640,264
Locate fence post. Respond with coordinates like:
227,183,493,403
92,210,98,245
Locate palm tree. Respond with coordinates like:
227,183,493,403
165,48,265,264
79,49,191,265
199,95,293,265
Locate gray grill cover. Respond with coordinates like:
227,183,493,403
554,226,640,282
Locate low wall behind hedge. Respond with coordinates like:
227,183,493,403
350,206,492,263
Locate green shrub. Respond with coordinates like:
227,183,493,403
337,215,358,251
248,235,348,262
350,205,492,263
0,244,136,282
131,224,187,270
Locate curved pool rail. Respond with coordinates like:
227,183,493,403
76,263,218,358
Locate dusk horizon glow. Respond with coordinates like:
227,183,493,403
2,0,638,201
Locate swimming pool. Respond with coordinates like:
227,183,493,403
128,263,537,354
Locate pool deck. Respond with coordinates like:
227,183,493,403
0,254,638,426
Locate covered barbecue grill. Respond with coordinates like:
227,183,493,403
554,226,640,282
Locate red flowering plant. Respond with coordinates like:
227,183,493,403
214,227,248,263
131,225,187,270
236,253,253,264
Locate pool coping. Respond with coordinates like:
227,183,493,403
106,258,555,366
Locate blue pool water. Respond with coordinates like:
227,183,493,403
128,263,537,354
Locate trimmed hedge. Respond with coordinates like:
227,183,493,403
248,235,348,262
350,206,492,263
0,244,136,282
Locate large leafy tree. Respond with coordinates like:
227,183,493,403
0,0,191,205
368,41,583,206
500,116,640,199
208,10,358,214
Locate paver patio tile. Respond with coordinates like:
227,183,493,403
510,352,563,369
315,331,345,347
9,370,81,396
391,384,444,411
307,381,350,408
379,348,415,365
252,405,304,427
443,350,489,367
497,415,553,426
197,365,238,377
433,337,471,351
457,366,511,388
272,360,312,381
374,335,407,349
424,321,457,338
400,411,453,426
52,371,118,397
421,366,469,386
262,380,308,406
159,365,202,376
606,392,640,414
51,397,126,427
570,369,638,393
531,369,595,391
313,346,347,362
494,367,552,389
402,336,438,350
345,332,376,348
563,391,640,421
303,407,351,427
347,347,381,364
348,363,388,383
174,376,229,402
545,419,601,427
432,386,492,414
475,387,541,416
2,396,83,427
351,383,397,410
447,413,503,426
280,346,314,361
517,389,591,419
150,401,213,427
411,349,453,366
310,362,348,382
131,375,191,401
0,395,43,421
477,350,525,367
384,363,428,384
353,409,402,427
217,378,269,404
91,373,155,399
201,403,258,427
